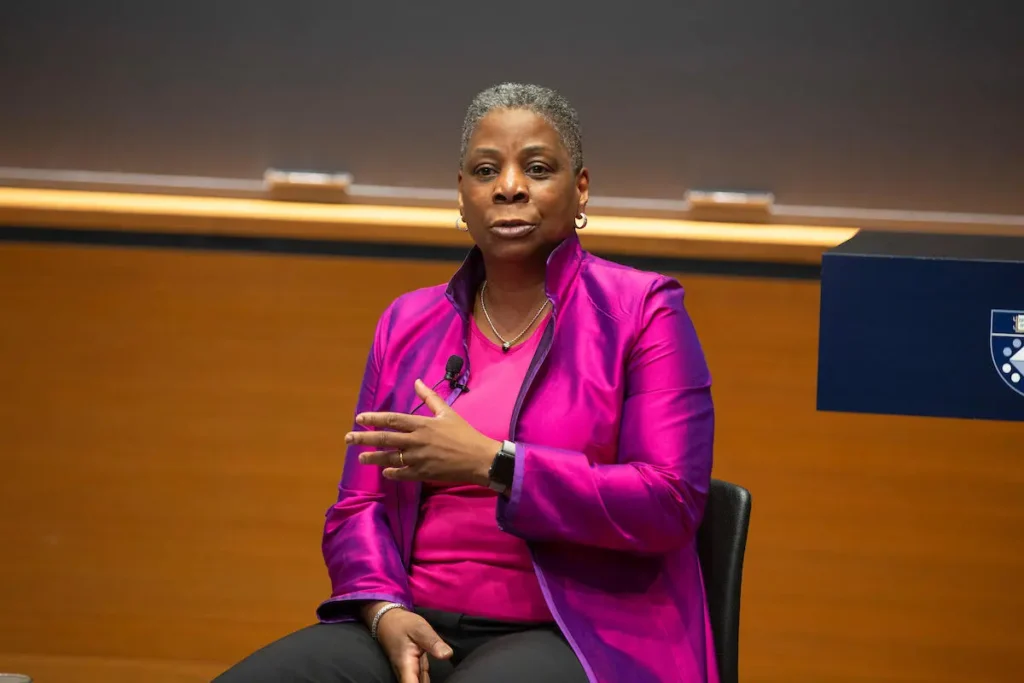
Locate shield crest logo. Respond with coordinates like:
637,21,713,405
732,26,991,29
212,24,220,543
991,310,1024,397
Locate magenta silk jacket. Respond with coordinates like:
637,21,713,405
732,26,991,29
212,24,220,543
318,234,718,683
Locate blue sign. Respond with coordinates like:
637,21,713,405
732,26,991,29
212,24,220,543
991,310,1024,398
818,230,1024,421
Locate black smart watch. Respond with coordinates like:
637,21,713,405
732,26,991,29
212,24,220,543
487,440,516,494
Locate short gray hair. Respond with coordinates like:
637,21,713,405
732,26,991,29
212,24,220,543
459,83,583,174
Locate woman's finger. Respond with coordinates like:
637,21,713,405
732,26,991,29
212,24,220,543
382,466,422,481
419,652,430,683
355,411,425,432
398,657,420,683
345,429,413,451
413,379,450,417
410,623,453,660
358,450,398,466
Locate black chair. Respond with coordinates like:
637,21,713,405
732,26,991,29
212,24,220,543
697,478,752,683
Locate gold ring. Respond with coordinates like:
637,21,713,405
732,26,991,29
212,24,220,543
398,451,405,467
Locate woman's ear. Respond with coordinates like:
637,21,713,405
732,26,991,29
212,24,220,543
576,168,590,214
457,170,465,216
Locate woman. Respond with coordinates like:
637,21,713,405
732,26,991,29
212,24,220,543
215,83,717,683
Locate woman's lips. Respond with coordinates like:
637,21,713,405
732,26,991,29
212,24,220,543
489,223,537,239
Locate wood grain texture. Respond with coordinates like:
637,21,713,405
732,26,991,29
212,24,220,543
0,242,1021,682
0,652,222,683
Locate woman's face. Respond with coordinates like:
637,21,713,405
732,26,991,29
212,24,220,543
458,108,588,264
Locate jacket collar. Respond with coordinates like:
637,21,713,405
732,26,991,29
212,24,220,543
445,233,584,318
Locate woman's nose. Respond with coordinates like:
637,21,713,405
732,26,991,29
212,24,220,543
493,166,529,203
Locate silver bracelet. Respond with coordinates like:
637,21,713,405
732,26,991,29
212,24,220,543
370,602,405,640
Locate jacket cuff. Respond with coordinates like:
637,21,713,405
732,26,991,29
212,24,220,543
316,592,411,624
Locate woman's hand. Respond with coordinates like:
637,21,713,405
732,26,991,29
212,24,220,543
372,606,453,683
347,379,500,485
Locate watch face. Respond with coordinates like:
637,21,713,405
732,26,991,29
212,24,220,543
489,443,516,489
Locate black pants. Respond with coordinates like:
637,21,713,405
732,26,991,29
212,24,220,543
212,608,589,683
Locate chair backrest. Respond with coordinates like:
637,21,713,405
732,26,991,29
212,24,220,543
697,478,752,683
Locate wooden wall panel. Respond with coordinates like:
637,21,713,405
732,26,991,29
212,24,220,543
680,275,1023,682
0,242,1021,682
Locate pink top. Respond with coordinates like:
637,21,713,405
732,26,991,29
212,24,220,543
408,318,552,622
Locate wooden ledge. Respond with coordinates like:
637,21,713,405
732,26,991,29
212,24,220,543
0,187,858,264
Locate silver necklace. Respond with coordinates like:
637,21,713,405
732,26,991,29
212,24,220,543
479,281,549,353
